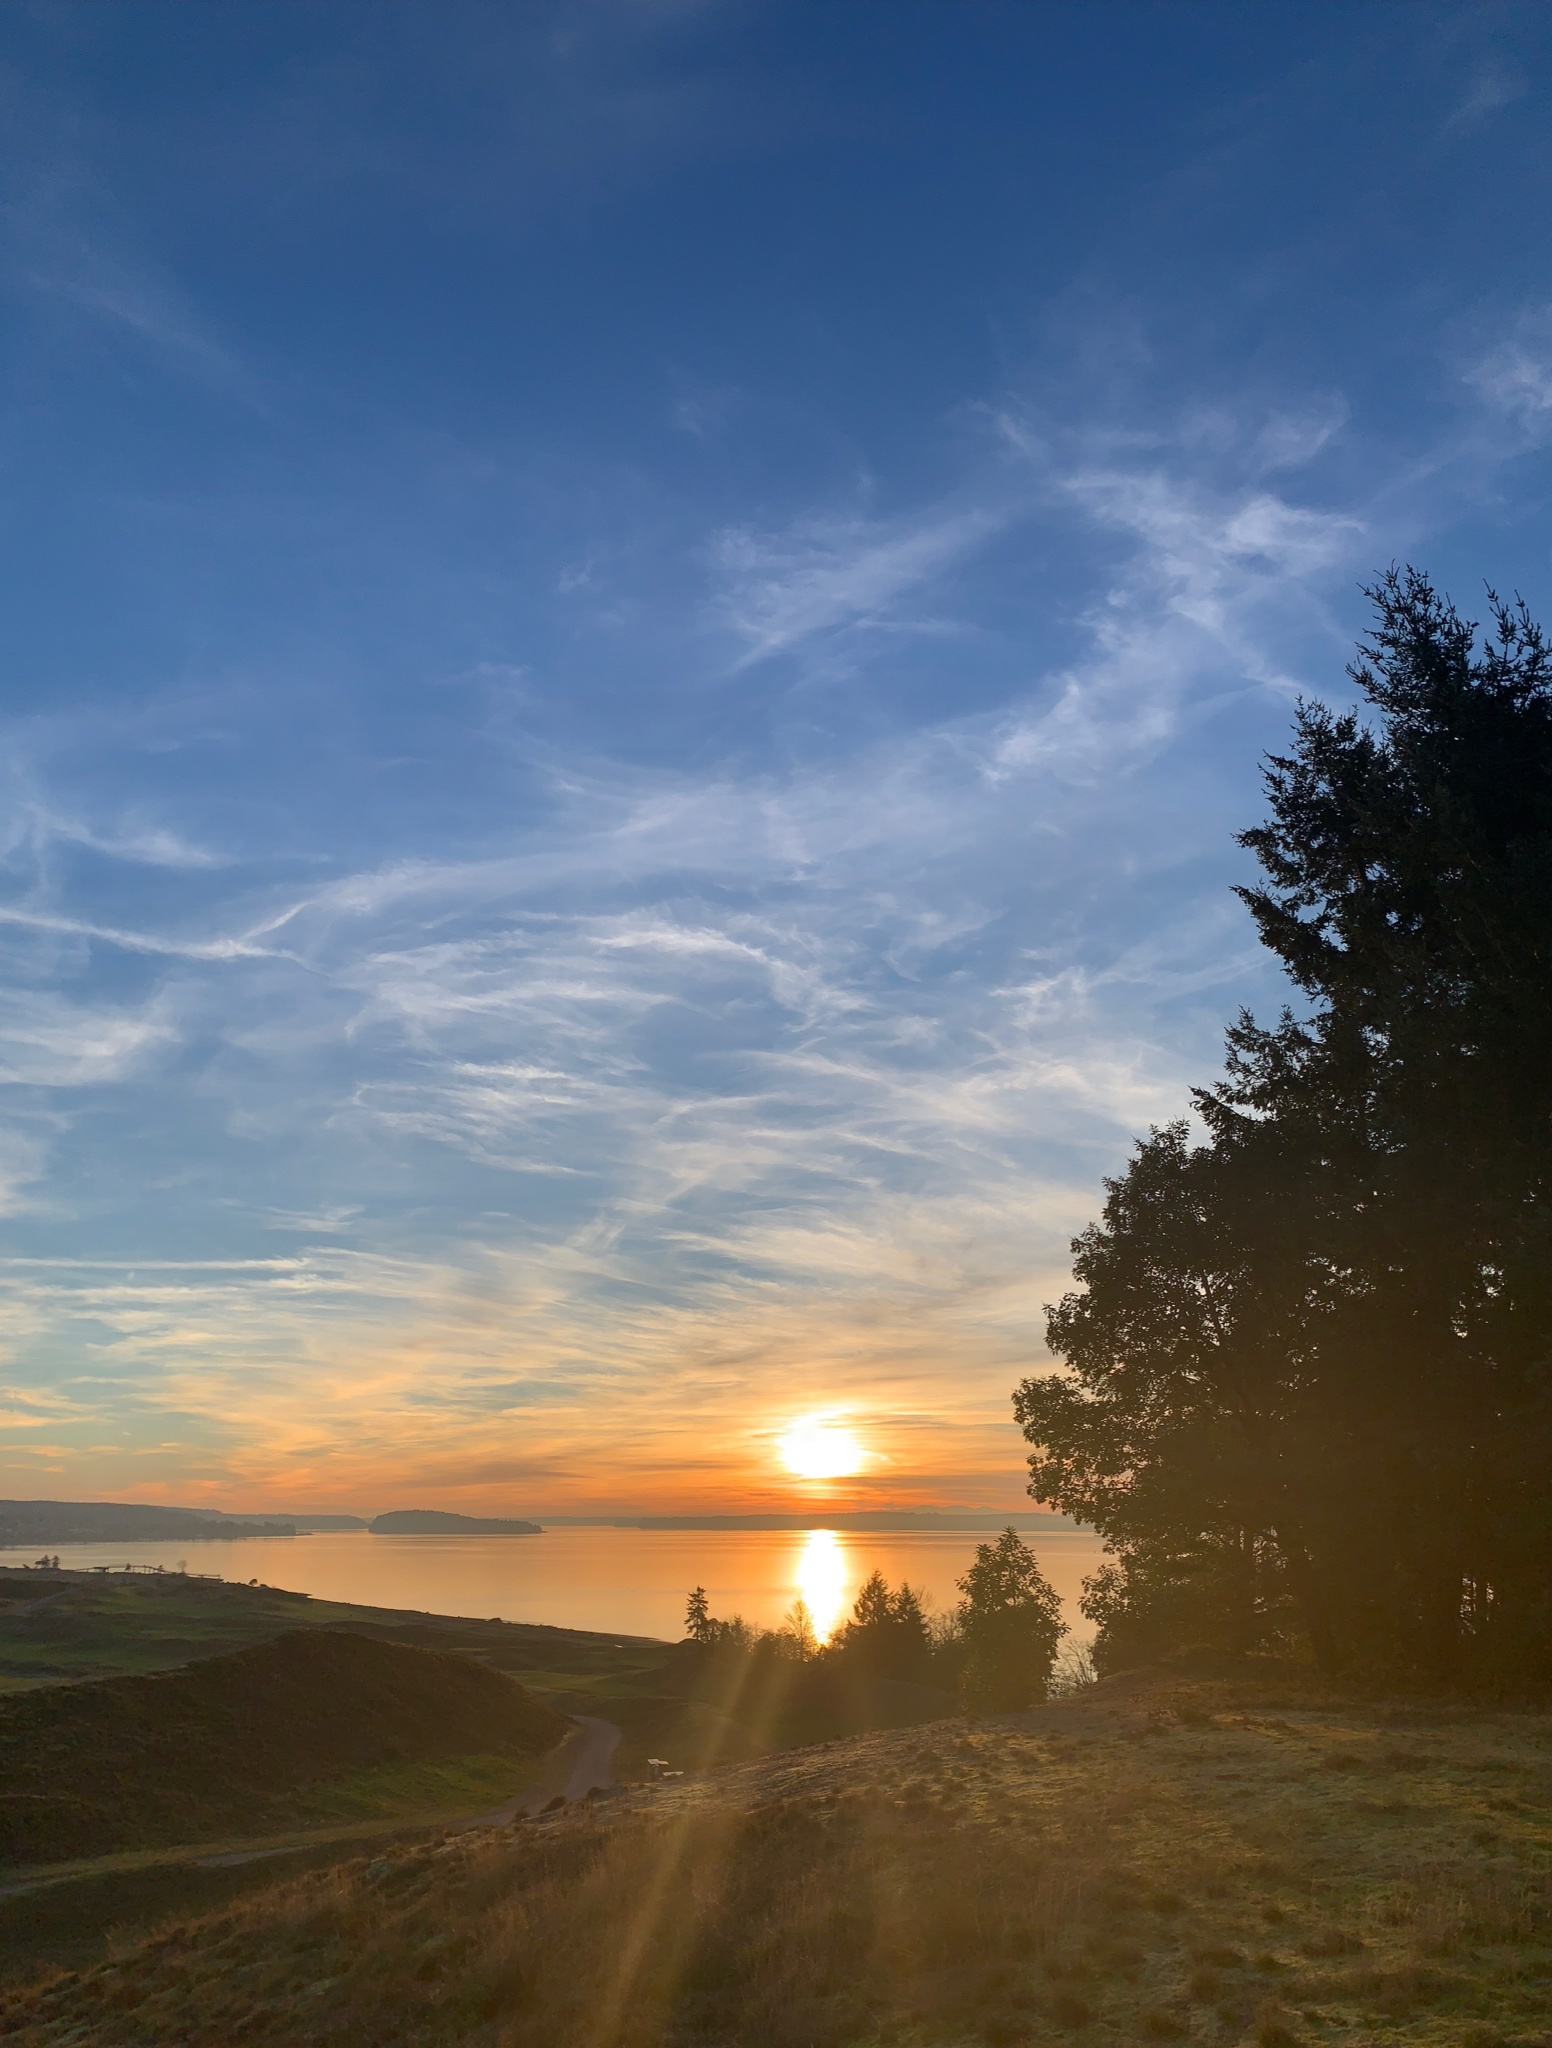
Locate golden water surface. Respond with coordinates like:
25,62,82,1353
26,1524,1105,1643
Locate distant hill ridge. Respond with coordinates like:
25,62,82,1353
0,1500,298,1547
369,1510,543,1535
0,1498,1077,1548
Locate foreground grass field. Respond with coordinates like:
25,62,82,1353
6,1667,1551,2046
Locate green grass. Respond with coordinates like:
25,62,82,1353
0,1575,328,1684
283,1752,551,1827
0,1567,668,1695
0,1627,571,1868
6,1668,1552,2045
0,1728,567,1982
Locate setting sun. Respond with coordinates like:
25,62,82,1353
777,1418,865,1481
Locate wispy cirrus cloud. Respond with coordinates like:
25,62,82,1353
0,375,1521,1511
0,1,1547,1525
708,500,1012,667
1446,60,1528,133
0,989,177,1089
3,153,255,397
0,798,222,872
0,904,282,962
992,458,1363,779
1467,307,1552,424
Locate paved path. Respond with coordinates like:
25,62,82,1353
471,1715,622,1827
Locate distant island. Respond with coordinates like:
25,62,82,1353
368,1510,543,1535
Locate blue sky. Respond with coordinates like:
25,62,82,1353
1,1,1550,1514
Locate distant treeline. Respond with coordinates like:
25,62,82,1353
1018,571,1552,1687
684,1527,1074,1713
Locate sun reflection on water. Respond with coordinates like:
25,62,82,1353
795,1528,848,1641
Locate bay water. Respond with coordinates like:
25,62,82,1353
24,1525,1107,1645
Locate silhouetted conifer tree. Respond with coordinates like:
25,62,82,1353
832,1570,934,1681
955,1528,1065,1709
1018,570,1552,1683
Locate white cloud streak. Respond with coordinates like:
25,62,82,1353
709,502,1011,666
1468,309,1552,423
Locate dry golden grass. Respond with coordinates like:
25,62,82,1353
5,1670,1552,2046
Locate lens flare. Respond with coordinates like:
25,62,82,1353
777,1418,864,1480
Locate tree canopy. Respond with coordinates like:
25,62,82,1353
1017,570,1552,1685
955,1528,1065,1709
830,1569,934,1682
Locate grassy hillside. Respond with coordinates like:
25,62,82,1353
6,1667,1552,2046
0,1570,957,1782
0,1630,568,1865
0,1567,664,1693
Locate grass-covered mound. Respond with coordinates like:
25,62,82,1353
7,1668,1552,2045
0,1630,568,1865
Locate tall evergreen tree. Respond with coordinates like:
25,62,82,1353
1018,571,1552,1682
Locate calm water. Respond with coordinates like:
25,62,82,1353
24,1526,1107,1645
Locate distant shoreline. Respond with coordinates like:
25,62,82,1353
536,1512,1085,1533
0,1498,1087,1545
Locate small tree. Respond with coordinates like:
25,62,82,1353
779,1595,819,1659
682,1588,760,1653
955,1528,1066,1710
685,1586,713,1643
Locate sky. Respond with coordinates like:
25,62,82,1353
1,1,1551,1518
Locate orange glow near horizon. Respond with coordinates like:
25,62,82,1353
777,1417,865,1481
0,1235,1053,1517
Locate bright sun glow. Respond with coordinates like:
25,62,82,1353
795,1529,849,1641
777,1417,864,1480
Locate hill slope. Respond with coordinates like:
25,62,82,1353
0,1566,663,1691
0,1630,567,1865
5,1667,1552,2046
